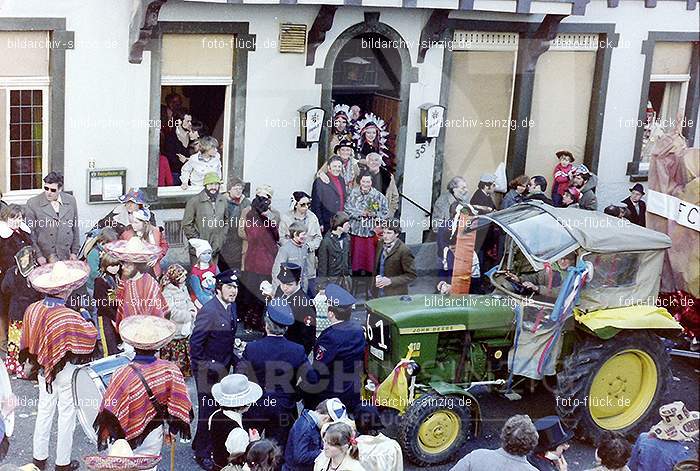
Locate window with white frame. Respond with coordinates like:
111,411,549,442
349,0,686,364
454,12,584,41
0,31,50,196
158,34,234,193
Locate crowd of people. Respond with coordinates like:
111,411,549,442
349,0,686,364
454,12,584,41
0,114,669,471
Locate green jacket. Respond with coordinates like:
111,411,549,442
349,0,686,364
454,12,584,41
182,190,229,255
520,263,567,299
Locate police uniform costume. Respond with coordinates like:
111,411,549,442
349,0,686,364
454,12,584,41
238,299,311,449
307,284,366,413
274,262,317,355
189,269,240,466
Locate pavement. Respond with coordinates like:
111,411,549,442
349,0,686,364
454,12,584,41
3,276,698,470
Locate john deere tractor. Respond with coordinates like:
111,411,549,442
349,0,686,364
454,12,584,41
363,202,682,466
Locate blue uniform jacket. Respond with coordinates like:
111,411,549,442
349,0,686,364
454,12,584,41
189,296,238,375
311,319,366,410
282,410,322,471
238,335,310,411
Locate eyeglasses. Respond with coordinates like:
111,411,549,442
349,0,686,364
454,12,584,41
44,186,58,193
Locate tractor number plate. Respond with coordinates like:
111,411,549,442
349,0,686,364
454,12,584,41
370,345,384,360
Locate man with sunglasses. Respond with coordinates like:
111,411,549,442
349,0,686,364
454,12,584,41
279,191,321,296
25,172,80,265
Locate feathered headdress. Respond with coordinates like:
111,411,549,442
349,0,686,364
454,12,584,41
354,112,389,151
333,103,351,121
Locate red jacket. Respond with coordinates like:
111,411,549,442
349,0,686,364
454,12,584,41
552,163,573,196
243,211,279,275
159,154,174,187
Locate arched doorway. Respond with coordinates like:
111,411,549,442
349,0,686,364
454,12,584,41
316,14,418,188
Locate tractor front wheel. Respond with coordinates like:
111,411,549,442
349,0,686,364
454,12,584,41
398,393,472,466
556,331,671,443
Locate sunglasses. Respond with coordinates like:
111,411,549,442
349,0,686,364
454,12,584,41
44,186,58,193
298,202,310,207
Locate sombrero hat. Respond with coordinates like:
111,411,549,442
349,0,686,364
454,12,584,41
104,238,161,264
84,438,161,471
119,315,176,350
28,260,89,295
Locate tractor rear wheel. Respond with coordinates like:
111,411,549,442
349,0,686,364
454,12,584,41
556,331,671,443
398,393,472,466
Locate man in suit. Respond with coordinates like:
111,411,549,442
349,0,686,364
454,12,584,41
189,269,240,470
24,172,80,265
373,219,416,298
469,173,497,212
237,299,311,449
306,284,365,414
622,183,647,227
311,156,346,233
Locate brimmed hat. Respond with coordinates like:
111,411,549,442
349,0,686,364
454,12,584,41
334,140,356,154
215,269,240,287
29,260,90,295
555,149,575,162
203,172,222,186
211,374,263,408
651,401,699,442
266,298,294,326
533,416,573,453
189,238,213,258
84,439,161,471
104,238,161,264
255,185,274,199
119,188,147,206
479,173,496,184
277,262,302,284
119,315,176,351
629,183,646,195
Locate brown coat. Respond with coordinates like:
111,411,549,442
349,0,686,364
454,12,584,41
372,239,416,297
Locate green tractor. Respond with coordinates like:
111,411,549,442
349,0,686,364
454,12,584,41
362,202,683,466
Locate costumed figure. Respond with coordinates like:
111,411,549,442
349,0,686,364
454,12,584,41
83,438,161,471
189,238,220,310
94,315,193,471
328,104,354,156
103,238,169,327
120,208,168,278
20,260,98,471
354,113,390,164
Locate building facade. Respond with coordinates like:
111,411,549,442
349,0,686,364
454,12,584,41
0,0,698,246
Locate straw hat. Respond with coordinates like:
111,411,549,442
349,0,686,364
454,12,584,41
651,401,699,442
211,374,262,408
83,439,161,471
104,238,161,264
28,260,89,295
119,315,176,351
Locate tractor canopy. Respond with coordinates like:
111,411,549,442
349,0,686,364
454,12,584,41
476,201,672,311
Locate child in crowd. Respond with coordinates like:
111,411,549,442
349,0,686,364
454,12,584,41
245,439,282,471
1,250,41,377
180,135,222,189
160,264,196,377
552,150,575,207
584,431,631,471
120,208,168,278
86,227,118,294
284,399,348,471
271,221,316,294
317,212,352,292
93,252,122,357
314,422,364,471
188,238,219,309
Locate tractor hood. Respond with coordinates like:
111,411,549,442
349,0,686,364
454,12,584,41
365,294,515,332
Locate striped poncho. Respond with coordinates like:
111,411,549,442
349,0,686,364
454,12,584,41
19,299,97,391
115,273,169,328
94,358,193,450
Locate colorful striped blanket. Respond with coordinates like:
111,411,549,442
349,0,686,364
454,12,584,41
115,273,169,328
94,359,193,450
19,301,97,390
